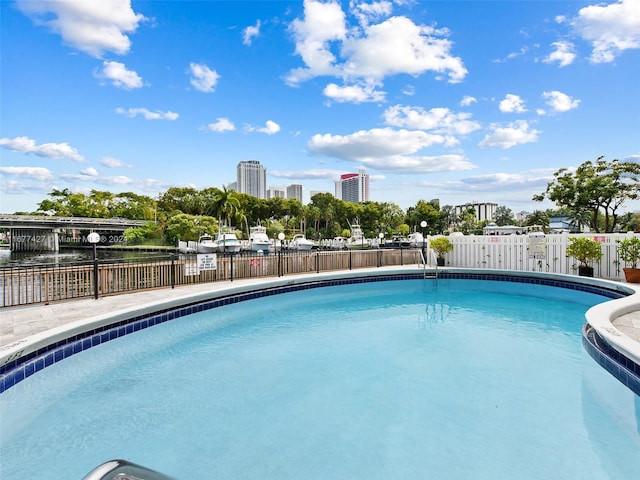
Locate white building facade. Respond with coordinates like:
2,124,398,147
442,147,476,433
237,161,266,199
454,202,498,222
335,168,369,203
287,184,303,203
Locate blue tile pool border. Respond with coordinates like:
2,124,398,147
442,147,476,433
0,272,634,393
583,324,640,397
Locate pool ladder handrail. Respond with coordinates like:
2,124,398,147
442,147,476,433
82,459,176,480
420,248,438,279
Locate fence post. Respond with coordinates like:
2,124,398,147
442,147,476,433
230,253,234,282
93,257,99,300
349,250,352,270
171,254,175,289
316,252,320,273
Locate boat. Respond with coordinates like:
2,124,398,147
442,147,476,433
213,229,242,254
408,231,425,248
346,221,371,250
248,225,272,253
384,235,412,248
288,233,314,251
196,234,217,254
330,236,348,250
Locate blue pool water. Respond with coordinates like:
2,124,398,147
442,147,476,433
1,279,639,479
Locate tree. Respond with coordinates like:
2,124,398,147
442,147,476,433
212,186,240,226
525,210,549,229
164,214,217,244
534,157,640,233
406,200,441,234
493,205,514,226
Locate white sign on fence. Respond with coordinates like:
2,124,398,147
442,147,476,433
197,253,217,271
528,233,546,260
184,262,198,276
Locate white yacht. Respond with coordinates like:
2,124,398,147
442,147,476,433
288,234,314,251
248,225,272,253
346,221,371,250
213,229,242,253
196,234,217,254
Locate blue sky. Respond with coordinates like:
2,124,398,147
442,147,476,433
1,0,639,215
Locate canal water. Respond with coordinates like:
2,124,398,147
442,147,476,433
0,247,174,268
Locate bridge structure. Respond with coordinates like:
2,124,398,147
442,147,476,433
0,214,148,252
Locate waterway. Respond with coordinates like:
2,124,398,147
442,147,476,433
0,246,175,268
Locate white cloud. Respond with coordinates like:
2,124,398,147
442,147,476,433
308,127,475,173
494,46,529,63
270,168,347,180
460,95,477,107
189,63,220,93
383,105,481,136
206,118,236,132
543,41,576,67
571,0,640,63
287,0,347,84
246,120,281,135
61,170,134,185
116,107,179,120
16,0,146,58
542,91,580,113
100,157,127,168
323,82,385,103
0,136,85,162
0,166,54,181
479,120,540,149
286,1,466,86
243,20,261,46
341,16,467,83
95,60,143,89
499,94,527,113
351,0,393,27
429,171,552,195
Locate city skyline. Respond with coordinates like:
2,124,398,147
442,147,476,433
1,0,639,214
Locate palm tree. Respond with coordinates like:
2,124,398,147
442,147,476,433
213,186,240,227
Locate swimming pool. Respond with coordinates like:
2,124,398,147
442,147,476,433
1,275,640,479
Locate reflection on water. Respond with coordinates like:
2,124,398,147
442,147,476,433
0,247,173,268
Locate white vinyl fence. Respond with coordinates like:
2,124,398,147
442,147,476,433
428,232,638,281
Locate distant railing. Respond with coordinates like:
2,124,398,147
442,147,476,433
3,232,636,307
0,248,424,307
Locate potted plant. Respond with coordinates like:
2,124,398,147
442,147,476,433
565,237,603,277
429,237,453,266
617,235,640,283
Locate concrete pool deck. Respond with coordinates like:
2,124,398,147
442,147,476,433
1,268,639,363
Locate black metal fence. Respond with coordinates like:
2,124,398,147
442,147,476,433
1,248,424,307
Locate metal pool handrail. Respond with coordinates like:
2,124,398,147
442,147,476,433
82,459,175,480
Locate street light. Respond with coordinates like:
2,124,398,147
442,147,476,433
87,232,100,299
420,220,427,263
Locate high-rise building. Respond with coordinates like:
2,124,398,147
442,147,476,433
267,187,285,199
237,161,266,199
335,168,369,203
286,184,303,203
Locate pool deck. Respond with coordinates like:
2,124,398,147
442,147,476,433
1,269,640,355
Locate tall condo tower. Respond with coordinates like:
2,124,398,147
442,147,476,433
286,184,303,203
335,168,369,203
237,160,266,199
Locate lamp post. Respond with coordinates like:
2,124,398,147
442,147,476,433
87,232,100,299
378,232,384,267
420,220,427,263
278,232,285,277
